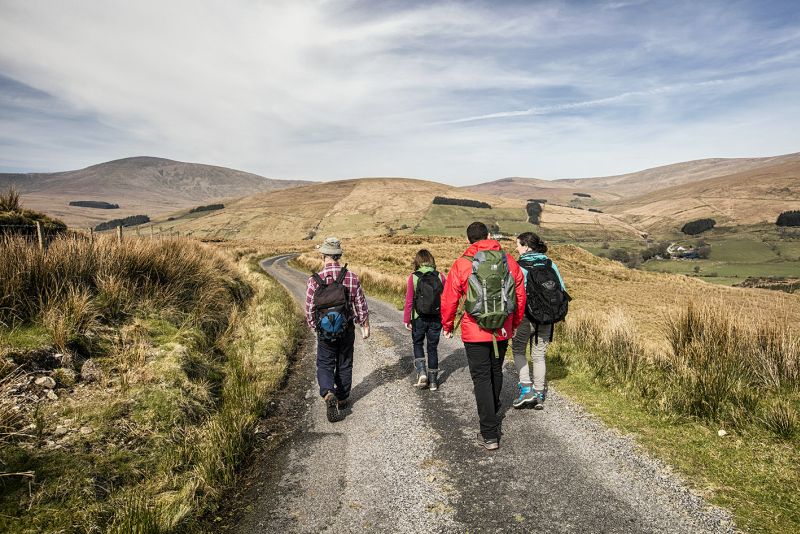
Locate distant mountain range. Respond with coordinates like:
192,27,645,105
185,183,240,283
3,152,799,237
464,152,800,230
0,156,311,226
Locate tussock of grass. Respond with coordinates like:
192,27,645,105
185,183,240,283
0,237,302,533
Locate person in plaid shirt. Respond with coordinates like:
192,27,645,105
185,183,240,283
305,237,369,422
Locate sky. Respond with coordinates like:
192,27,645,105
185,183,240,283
1,0,799,184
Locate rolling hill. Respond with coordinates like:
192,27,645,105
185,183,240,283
604,158,800,232
148,177,643,241
465,152,800,207
0,157,310,227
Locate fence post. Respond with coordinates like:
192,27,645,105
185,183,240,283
150,225,154,238
89,227,94,245
35,221,44,250
117,225,123,244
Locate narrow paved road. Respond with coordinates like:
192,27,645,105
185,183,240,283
233,255,734,533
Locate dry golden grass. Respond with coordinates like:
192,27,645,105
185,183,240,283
293,234,800,343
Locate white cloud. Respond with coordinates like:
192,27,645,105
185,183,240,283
0,0,798,181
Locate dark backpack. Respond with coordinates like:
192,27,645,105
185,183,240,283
413,270,444,317
312,265,351,341
520,258,571,341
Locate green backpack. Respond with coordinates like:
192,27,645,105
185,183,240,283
464,251,517,354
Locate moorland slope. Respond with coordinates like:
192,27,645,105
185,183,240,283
0,157,310,227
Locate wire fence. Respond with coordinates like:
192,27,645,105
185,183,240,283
0,221,196,251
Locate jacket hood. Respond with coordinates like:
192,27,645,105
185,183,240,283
464,239,502,257
520,251,548,261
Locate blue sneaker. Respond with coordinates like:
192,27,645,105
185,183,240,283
512,383,535,408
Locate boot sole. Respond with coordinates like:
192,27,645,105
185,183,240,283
512,398,535,409
325,395,339,422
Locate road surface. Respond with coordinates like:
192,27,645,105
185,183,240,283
230,254,733,533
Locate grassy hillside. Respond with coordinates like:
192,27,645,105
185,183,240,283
465,152,800,205
146,177,643,241
0,157,311,228
0,235,303,532
605,159,800,232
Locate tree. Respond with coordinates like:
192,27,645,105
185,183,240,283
776,211,800,227
681,218,716,235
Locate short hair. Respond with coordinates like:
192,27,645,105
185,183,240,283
323,254,342,261
466,221,488,243
413,249,436,271
517,232,547,253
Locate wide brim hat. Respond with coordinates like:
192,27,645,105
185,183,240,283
318,236,343,255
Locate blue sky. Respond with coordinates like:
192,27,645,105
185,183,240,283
1,0,799,184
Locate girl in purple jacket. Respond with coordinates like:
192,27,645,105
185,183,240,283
403,249,446,390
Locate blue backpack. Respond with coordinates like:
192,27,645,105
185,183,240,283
312,266,351,340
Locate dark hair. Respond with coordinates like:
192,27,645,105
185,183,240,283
517,232,547,253
466,221,489,243
413,249,436,271
323,254,342,261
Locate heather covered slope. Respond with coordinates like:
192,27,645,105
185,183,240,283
0,157,311,227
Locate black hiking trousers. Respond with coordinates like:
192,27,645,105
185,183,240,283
464,339,509,440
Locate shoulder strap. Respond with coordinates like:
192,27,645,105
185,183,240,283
335,264,348,284
312,272,326,287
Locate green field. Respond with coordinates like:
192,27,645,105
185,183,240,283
637,236,800,286
416,204,531,236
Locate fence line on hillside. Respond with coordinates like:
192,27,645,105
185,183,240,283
0,222,194,251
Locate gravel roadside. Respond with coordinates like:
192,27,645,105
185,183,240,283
230,255,735,534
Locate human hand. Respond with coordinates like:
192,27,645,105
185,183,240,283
443,330,453,339
361,325,370,339
404,323,412,331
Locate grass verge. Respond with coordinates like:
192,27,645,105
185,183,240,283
548,308,799,533
0,236,303,533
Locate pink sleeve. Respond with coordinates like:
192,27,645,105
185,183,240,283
403,274,414,324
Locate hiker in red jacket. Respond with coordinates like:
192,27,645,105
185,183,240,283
441,222,526,450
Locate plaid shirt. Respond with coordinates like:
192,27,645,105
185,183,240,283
305,262,369,329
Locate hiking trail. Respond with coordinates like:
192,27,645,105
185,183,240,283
227,254,734,533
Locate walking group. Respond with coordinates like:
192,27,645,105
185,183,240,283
304,222,570,450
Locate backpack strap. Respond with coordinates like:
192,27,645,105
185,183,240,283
335,264,348,284
312,272,326,287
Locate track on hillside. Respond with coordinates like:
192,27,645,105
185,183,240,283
228,254,734,533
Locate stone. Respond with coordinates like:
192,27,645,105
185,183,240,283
46,390,58,401
80,360,104,383
54,425,68,436
53,368,77,388
79,426,93,435
55,352,74,369
717,429,727,437
34,376,56,389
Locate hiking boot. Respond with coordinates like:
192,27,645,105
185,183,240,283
533,390,545,410
324,392,339,423
512,383,536,408
415,372,428,389
337,398,349,411
427,371,438,391
477,432,499,451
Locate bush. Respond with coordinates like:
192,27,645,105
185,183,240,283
189,203,224,214
526,201,543,225
432,196,491,209
776,210,800,227
69,201,119,209
95,215,150,231
588,208,603,213
641,242,670,261
681,218,716,235
573,192,592,198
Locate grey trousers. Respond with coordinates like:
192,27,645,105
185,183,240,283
511,319,550,391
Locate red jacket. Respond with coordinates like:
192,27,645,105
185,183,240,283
440,239,526,342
